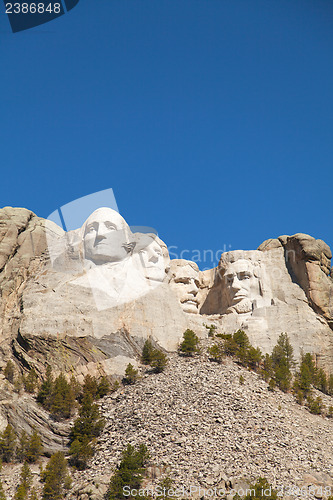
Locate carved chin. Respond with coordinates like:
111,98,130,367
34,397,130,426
229,298,253,314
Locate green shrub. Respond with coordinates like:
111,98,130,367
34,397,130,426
205,324,217,338
178,329,200,356
239,375,245,385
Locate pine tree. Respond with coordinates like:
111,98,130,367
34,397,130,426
315,368,328,393
123,364,138,385
151,350,168,373
271,333,294,392
82,374,99,401
97,376,111,398
50,373,75,420
107,444,149,499
207,343,224,363
26,429,43,463
69,436,94,470
0,424,17,462
23,369,38,394
141,340,155,365
14,461,32,499
41,452,71,500
70,394,105,444
178,329,200,356
16,431,29,463
37,366,53,410
4,360,15,383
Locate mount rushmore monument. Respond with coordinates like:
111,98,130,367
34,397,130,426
0,205,333,382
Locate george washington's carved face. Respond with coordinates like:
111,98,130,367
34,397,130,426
83,208,131,264
169,262,200,314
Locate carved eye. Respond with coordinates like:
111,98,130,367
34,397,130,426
104,222,117,230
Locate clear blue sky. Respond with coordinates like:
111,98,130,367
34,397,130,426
1,0,332,269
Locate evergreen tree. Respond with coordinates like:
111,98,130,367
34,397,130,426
68,436,94,470
150,350,168,373
178,329,200,356
16,431,29,463
41,452,71,500
0,424,17,462
23,369,38,394
36,366,53,410
82,374,99,401
207,343,224,363
14,461,32,499
26,429,43,463
246,346,262,371
315,368,328,393
329,374,333,396
4,360,15,383
123,364,138,385
50,373,75,420
261,354,273,382
271,333,294,392
141,340,155,365
70,394,105,445
107,444,149,499
97,376,111,398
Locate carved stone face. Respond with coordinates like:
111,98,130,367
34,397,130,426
83,208,130,265
169,261,200,314
224,259,261,312
133,234,169,282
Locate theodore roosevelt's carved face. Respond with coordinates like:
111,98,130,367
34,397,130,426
224,259,261,312
83,208,131,264
169,261,200,314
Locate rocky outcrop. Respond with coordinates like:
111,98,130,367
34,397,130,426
0,376,70,454
68,344,333,499
258,234,333,325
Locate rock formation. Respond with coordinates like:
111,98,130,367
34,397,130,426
1,206,332,378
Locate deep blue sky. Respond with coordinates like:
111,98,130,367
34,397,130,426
1,0,332,269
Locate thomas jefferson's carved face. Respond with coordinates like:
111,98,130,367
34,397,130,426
224,259,261,309
170,263,200,314
83,208,130,264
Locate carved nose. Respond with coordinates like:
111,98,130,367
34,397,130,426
96,227,108,240
230,278,241,290
188,280,198,295
149,252,159,263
